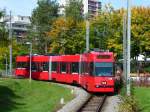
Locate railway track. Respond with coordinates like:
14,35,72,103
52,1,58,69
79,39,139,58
77,95,107,112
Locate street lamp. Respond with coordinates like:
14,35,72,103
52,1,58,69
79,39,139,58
26,42,32,83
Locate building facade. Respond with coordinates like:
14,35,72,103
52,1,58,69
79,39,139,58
83,0,101,17
0,15,31,42
58,0,101,17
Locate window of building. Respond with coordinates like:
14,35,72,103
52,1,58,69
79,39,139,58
21,17,24,20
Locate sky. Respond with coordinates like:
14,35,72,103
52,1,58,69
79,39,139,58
0,0,149,16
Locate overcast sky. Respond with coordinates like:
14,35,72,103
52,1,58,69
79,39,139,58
0,0,149,16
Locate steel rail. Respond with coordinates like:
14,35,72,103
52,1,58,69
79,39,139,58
77,95,107,112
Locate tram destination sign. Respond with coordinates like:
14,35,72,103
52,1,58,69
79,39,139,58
97,55,111,59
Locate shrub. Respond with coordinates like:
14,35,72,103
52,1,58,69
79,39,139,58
119,81,139,112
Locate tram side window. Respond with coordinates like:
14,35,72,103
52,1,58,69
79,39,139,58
52,62,57,72
32,62,37,72
85,62,88,74
71,62,79,74
81,61,85,74
61,62,67,73
90,62,93,75
43,62,49,71
17,62,28,68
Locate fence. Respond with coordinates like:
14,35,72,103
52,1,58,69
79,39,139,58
116,60,150,87
0,69,15,77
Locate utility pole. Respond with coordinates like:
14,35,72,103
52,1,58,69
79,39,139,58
127,0,131,96
9,11,12,75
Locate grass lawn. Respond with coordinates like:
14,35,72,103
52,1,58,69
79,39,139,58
135,87,150,112
0,78,74,112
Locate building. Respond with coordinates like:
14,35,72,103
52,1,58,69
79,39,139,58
58,0,66,15
0,15,31,42
83,0,101,17
58,0,101,17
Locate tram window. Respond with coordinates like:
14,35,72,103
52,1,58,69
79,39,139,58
85,62,88,74
52,62,57,71
90,62,93,75
81,61,85,74
43,62,49,71
95,62,113,76
81,62,84,74
17,62,28,68
61,62,67,73
71,62,79,74
32,62,37,72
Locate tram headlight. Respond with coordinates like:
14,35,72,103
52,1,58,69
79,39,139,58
101,81,107,85
96,85,100,88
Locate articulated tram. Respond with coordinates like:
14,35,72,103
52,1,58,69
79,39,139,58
15,51,120,93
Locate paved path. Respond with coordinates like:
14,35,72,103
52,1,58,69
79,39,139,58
57,84,91,112
102,95,121,112
56,83,121,112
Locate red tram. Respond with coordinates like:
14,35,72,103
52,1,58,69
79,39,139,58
15,51,117,93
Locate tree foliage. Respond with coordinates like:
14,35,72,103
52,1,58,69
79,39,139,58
65,0,84,22
0,10,8,47
30,0,59,54
46,0,85,54
0,10,28,69
131,7,150,58
47,17,85,54
90,5,123,58
91,6,150,59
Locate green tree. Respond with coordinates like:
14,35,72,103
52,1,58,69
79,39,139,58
0,10,9,69
0,10,8,47
30,0,59,54
131,7,150,58
90,4,119,55
46,0,86,54
107,7,150,59
65,0,84,22
47,17,85,54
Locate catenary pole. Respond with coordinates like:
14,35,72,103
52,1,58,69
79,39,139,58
9,11,12,75
5,54,8,76
86,20,89,52
49,56,52,80
123,13,127,83
127,0,131,96
29,43,32,83
79,55,82,84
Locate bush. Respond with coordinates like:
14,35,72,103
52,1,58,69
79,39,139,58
119,96,139,112
144,66,150,73
119,81,139,112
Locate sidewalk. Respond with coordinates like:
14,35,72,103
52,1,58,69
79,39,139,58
102,95,121,112
57,84,91,112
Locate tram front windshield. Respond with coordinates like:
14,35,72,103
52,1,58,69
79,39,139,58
95,62,113,76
